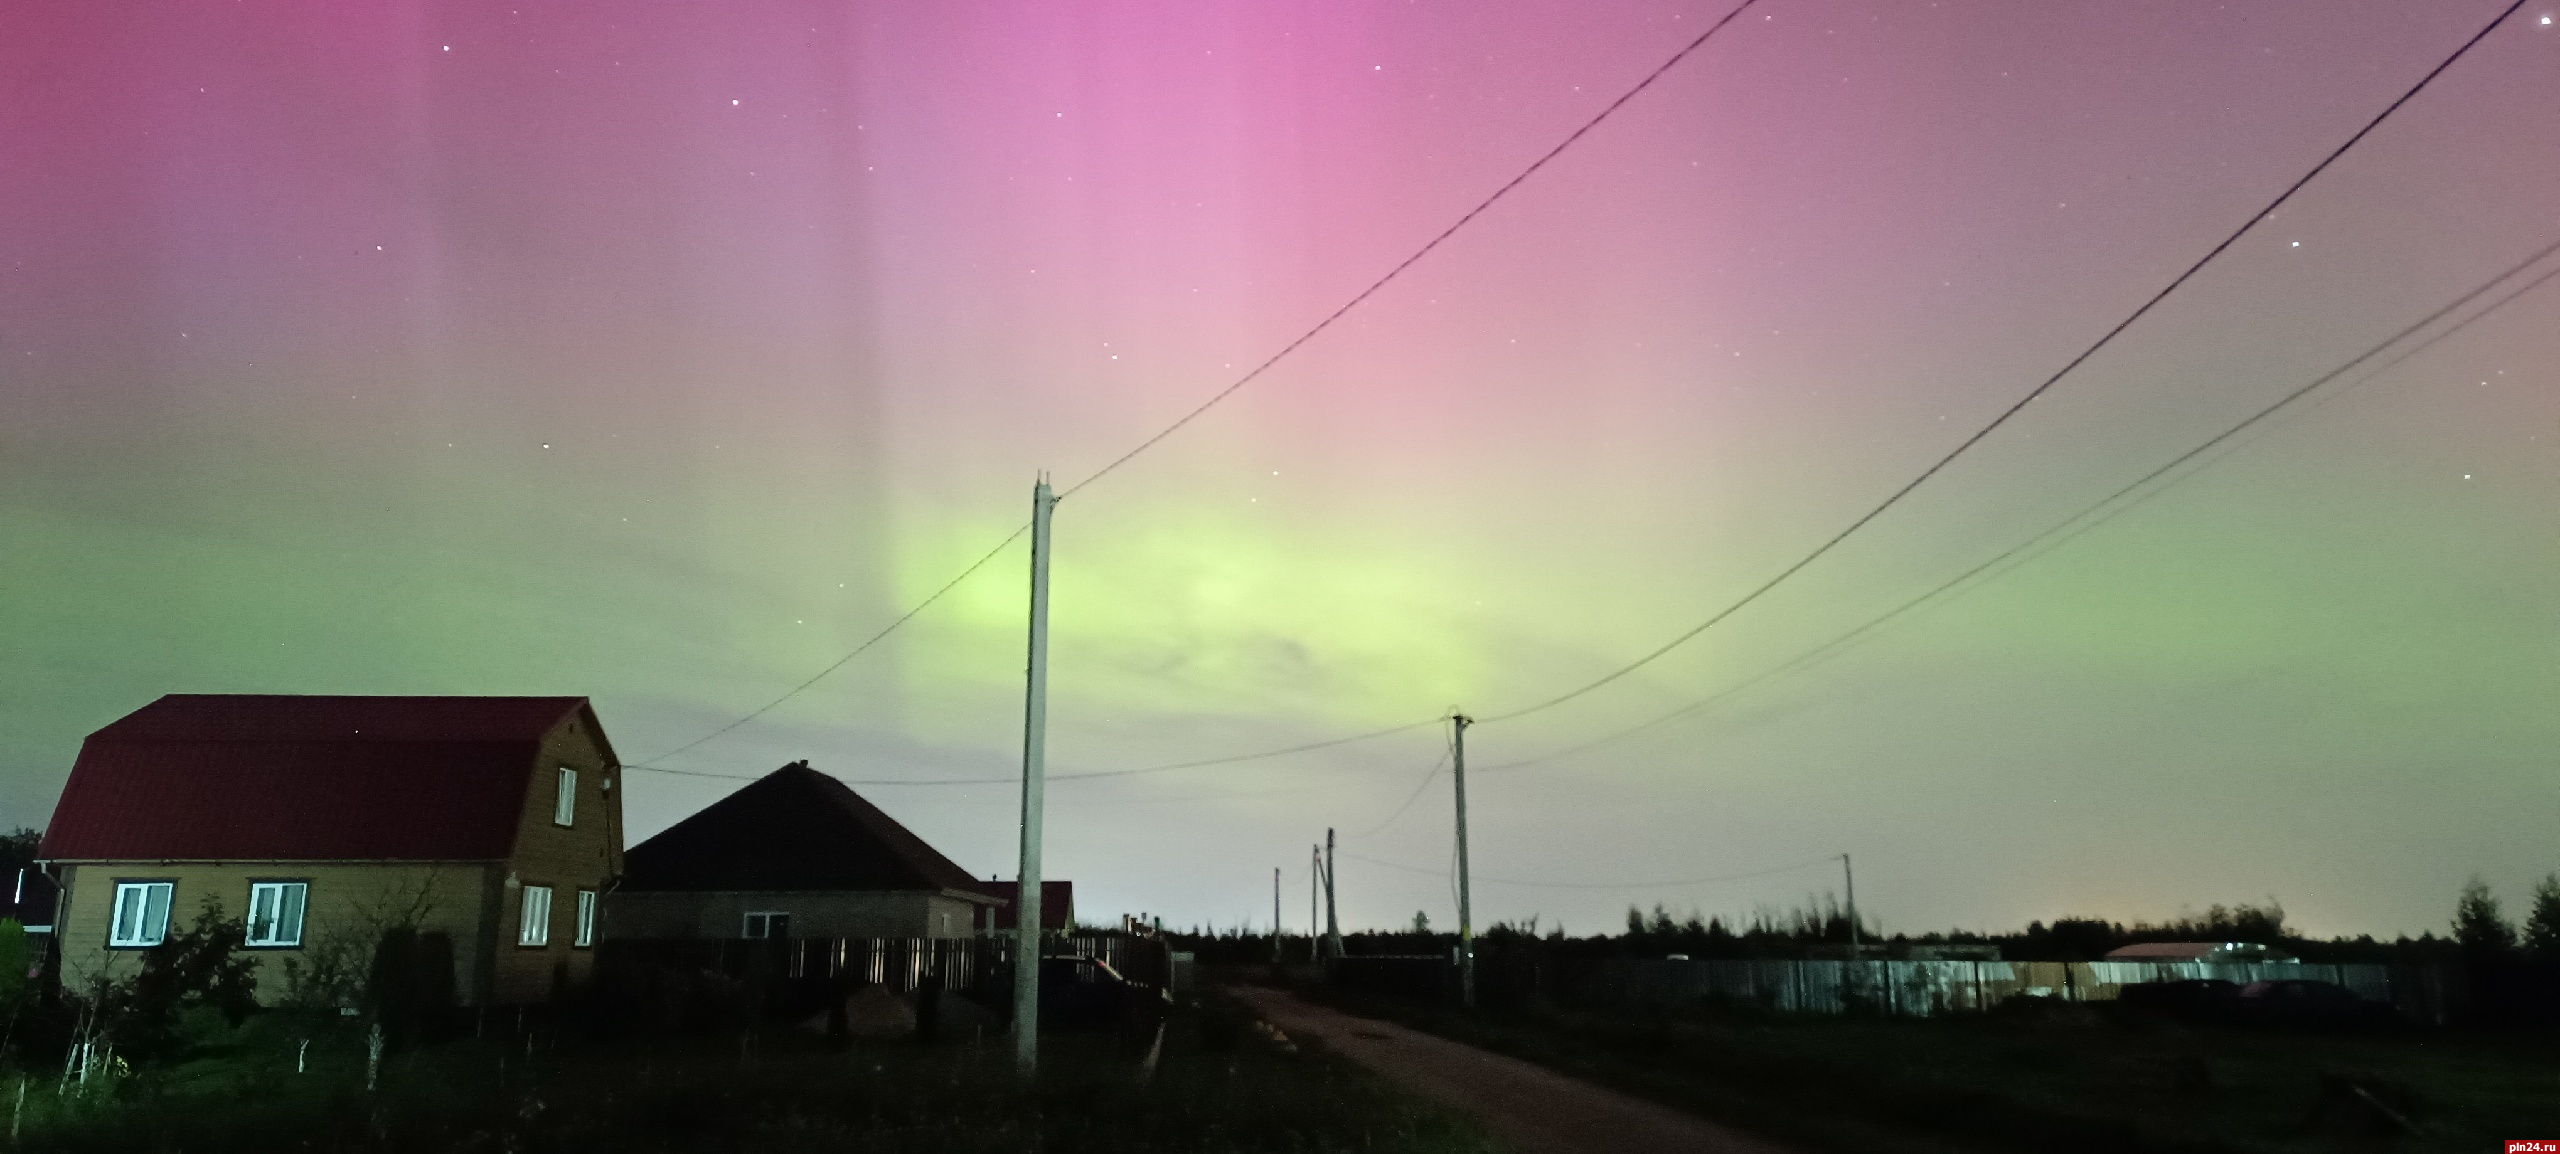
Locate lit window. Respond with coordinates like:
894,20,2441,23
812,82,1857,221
743,911,790,940
553,767,577,826
245,882,308,947
109,882,173,947
574,890,596,948
519,885,553,946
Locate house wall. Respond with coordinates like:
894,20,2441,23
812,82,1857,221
490,715,625,1004
53,860,494,1006
603,889,986,940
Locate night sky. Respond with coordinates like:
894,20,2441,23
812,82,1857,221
7,1,2556,940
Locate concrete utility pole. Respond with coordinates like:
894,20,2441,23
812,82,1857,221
1012,476,1057,1076
1452,713,1476,1009
1842,853,1860,959
1323,828,1342,960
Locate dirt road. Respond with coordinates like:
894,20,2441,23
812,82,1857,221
1231,986,1790,1154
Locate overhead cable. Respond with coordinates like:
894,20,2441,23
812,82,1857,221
1475,0,2533,727
1484,234,2560,773
629,0,1769,764
627,526,1028,766
628,714,1447,786
1338,849,1841,891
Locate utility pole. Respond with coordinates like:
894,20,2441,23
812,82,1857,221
1842,853,1860,960
1271,868,1283,966
1452,713,1476,1010
1011,476,1056,1076
1323,828,1341,961
1309,844,1321,963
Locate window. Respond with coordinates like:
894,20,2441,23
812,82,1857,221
743,911,790,940
573,890,596,948
518,885,553,946
245,882,308,947
553,767,577,827
109,882,173,947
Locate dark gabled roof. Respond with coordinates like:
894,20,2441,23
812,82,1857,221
620,761,984,894
41,695,594,862
972,880,1073,930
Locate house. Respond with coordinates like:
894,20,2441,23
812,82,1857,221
972,880,1074,933
2103,941,2297,964
40,695,623,1006
4,868,59,939
605,761,1002,940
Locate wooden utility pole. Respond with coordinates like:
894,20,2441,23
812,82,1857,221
1309,844,1321,963
1012,477,1056,1076
1323,828,1341,960
1842,853,1860,959
1452,713,1476,1009
1271,868,1283,965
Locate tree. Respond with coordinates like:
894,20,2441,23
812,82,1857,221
91,898,258,1060
2452,875,2516,956
2523,873,2560,961
0,828,39,872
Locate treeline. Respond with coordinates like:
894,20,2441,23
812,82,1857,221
1168,873,2560,967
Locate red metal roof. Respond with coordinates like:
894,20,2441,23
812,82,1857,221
42,695,592,862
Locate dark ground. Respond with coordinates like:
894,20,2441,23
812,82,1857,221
6,994,1501,1153
1288,976,2559,1154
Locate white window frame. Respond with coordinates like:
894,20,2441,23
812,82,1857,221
743,911,790,940
573,889,596,948
108,882,174,947
553,767,577,827
518,885,553,947
244,881,308,947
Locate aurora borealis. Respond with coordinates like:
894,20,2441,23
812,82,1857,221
6,0,2556,940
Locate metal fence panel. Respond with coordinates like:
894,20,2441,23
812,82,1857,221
1573,958,2408,1018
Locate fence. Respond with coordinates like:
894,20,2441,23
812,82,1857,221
594,933,1172,1027
1577,959,2414,1018
1333,951,2454,1023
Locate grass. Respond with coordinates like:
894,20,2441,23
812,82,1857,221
6,994,1501,1153
1297,984,2560,1154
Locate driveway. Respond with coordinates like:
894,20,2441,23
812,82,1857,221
1231,985,1791,1154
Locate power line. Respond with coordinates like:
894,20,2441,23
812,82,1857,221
634,232,2557,804
628,1,1769,764
1480,234,2560,775
1339,849,1840,891
627,526,1028,766
1346,732,1457,839
627,714,1447,786
1058,0,1767,501
630,234,2559,789
1474,0,2533,727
